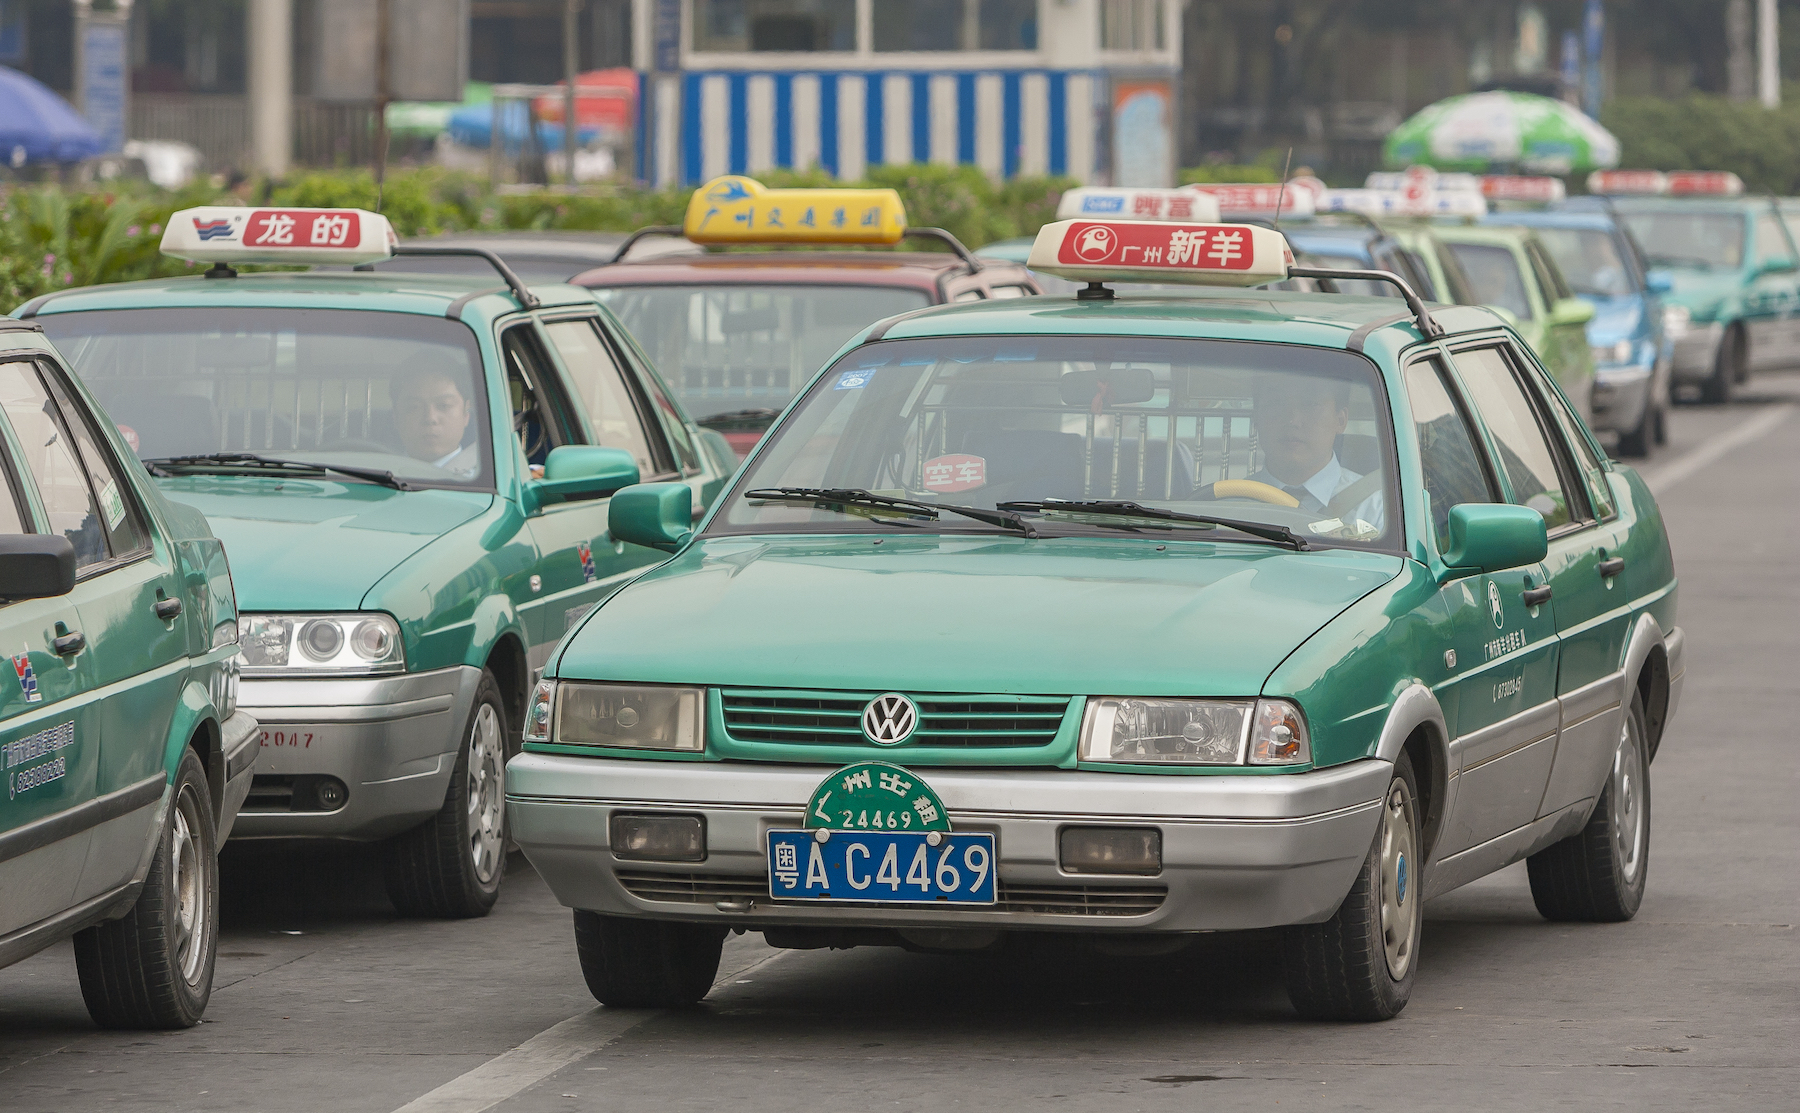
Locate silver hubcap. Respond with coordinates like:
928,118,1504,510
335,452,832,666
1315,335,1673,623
1378,777,1419,981
1612,720,1646,884
171,786,208,983
467,703,505,885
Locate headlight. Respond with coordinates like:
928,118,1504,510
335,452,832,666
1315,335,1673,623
524,679,556,744
1080,697,1310,766
236,613,405,676
555,683,702,751
1661,305,1690,339
1591,339,1636,366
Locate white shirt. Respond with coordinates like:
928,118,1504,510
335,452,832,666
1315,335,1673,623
430,444,481,480
1248,454,1386,536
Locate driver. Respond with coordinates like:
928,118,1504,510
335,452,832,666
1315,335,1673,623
1247,373,1384,534
395,361,479,479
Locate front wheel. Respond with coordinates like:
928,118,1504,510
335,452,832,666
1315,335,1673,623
1700,327,1743,404
573,911,726,1007
74,747,219,1029
1284,752,1422,1021
1526,694,1650,922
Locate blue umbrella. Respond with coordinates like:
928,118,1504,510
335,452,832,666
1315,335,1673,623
446,100,599,153
0,65,104,165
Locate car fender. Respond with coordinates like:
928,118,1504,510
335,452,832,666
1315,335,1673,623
464,591,529,671
1372,682,1451,859
162,676,222,808
1620,610,1679,760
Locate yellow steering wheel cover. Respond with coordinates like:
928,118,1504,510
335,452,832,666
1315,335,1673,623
1211,479,1300,507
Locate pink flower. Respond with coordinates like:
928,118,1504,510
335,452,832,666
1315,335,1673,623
127,225,141,236
149,223,161,234
42,253,54,263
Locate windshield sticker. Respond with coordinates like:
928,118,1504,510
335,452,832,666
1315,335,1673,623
922,454,987,494
576,540,597,583
10,646,41,704
5,721,75,799
99,480,127,531
835,368,877,390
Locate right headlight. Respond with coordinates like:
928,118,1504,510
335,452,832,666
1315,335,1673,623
554,682,703,752
1079,697,1311,766
1662,304,1691,339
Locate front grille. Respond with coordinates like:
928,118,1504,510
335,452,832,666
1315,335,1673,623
616,870,1166,917
720,690,1070,748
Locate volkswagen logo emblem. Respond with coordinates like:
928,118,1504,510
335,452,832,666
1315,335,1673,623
862,693,918,745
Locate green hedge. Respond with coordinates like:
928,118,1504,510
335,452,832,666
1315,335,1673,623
2,164,1078,307
1602,87,1800,195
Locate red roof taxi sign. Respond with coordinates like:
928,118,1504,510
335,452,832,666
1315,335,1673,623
161,206,397,265
1027,219,1292,287
1667,171,1745,196
1056,187,1222,223
1478,175,1567,203
1586,170,1669,196
1187,183,1316,220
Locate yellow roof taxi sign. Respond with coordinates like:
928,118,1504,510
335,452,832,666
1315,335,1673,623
1027,218,1293,288
682,176,908,246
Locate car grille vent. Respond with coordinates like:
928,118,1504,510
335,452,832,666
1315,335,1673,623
719,690,1069,748
616,871,1165,917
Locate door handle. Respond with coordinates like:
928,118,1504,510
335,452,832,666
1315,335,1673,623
1598,557,1626,578
154,598,183,620
1521,586,1553,608
53,630,86,657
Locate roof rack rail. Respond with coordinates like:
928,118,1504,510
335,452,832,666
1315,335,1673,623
606,225,687,264
1287,267,1445,339
366,246,541,310
901,227,982,270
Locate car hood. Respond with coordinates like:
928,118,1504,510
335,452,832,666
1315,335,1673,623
157,477,493,610
556,534,1403,696
1582,295,1645,346
1659,271,1740,318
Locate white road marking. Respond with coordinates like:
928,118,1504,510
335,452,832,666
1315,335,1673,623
388,944,791,1113
1643,403,1795,495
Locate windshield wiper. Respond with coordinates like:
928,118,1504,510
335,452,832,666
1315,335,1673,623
140,452,415,491
698,408,782,428
997,499,1308,550
744,487,1038,537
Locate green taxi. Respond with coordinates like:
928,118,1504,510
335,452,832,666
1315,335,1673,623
19,207,732,918
508,217,1684,1021
1,319,256,1027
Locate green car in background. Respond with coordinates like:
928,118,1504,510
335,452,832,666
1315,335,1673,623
1435,224,1597,421
1,319,256,1028
19,207,732,919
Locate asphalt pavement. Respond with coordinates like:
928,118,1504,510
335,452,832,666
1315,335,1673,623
2,376,1795,1112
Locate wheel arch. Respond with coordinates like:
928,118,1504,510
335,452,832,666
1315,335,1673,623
1622,612,1672,762
1373,683,1450,860
483,631,530,743
163,678,224,820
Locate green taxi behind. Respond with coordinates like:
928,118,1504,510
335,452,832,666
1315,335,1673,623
508,218,1684,1021
1,319,256,1028
19,208,732,919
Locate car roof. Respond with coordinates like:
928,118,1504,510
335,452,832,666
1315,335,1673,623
1282,225,1378,259
1433,224,1534,249
572,251,1029,290
1489,210,1615,232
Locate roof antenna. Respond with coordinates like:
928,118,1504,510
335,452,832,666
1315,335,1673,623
1272,147,1294,231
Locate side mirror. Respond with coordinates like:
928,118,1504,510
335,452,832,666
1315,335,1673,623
1758,257,1799,277
1439,504,1547,578
1549,298,1596,327
608,483,693,553
523,445,639,511
1644,268,1674,294
0,535,78,601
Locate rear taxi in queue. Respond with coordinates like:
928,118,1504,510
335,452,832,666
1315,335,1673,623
17,208,734,918
508,215,1685,1020
574,176,1039,455
1,318,256,1027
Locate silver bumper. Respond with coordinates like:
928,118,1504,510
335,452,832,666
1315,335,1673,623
216,708,260,843
507,755,1390,933
1590,363,1654,433
1670,321,1724,381
231,665,483,841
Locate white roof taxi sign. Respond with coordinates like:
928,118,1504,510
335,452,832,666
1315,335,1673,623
1027,219,1292,287
160,207,398,265
1056,187,1222,223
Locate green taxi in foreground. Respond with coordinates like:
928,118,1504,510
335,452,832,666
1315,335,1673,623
20,207,731,918
1,319,256,1027
509,217,1684,1021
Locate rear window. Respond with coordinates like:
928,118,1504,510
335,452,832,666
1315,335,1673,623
1447,243,1534,320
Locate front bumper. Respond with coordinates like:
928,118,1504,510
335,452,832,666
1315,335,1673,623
1670,321,1725,381
507,755,1390,933
1590,363,1654,433
232,665,483,841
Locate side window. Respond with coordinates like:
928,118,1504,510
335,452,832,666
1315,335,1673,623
502,324,581,467
1403,357,1498,555
1755,213,1795,265
1528,243,1572,302
629,352,701,474
0,359,110,569
1529,365,1616,521
540,318,659,478
37,361,149,558
1449,347,1574,531
0,441,26,535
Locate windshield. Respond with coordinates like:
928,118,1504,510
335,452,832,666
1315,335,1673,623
1446,243,1534,319
1619,211,1746,270
1532,228,1632,298
713,335,1399,549
41,308,493,490
591,284,930,424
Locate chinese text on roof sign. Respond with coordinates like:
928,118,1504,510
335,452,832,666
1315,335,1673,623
1026,219,1292,287
1055,187,1222,223
1586,170,1745,197
682,175,907,245
1185,183,1317,220
160,207,397,265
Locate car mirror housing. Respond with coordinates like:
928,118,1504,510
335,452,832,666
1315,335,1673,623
1757,257,1799,277
0,534,78,601
609,483,694,553
1439,504,1548,578
524,445,640,511
1644,268,1674,294
1550,298,1596,327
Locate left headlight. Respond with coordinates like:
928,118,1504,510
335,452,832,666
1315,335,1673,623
555,682,703,752
236,613,405,676
1080,697,1311,766
1591,339,1637,366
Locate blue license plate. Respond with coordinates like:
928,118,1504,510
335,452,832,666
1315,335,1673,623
767,829,997,904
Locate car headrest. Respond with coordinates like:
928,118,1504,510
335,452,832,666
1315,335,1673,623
1338,433,1382,474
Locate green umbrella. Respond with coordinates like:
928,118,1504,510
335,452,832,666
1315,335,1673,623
1384,90,1619,175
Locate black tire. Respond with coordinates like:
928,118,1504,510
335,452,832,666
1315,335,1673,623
1700,327,1742,404
384,671,509,918
573,911,726,1008
1653,401,1668,446
74,747,219,1029
1616,396,1653,458
1527,694,1650,923
1284,751,1422,1022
